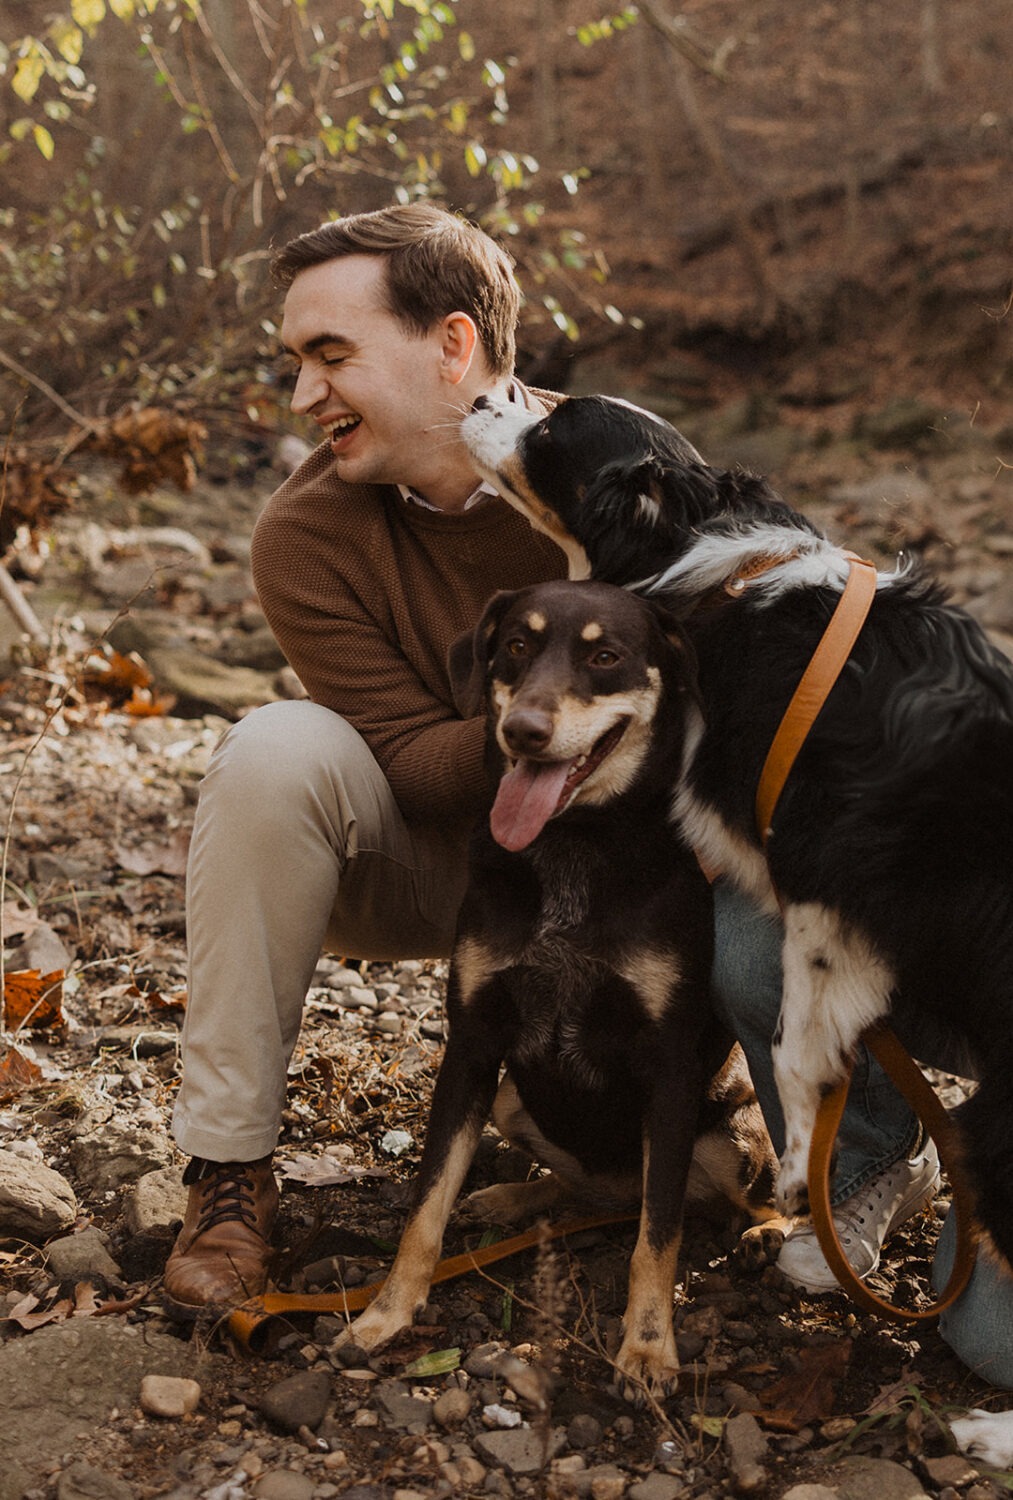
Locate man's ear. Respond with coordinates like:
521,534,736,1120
439,311,479,386
447,590,517,717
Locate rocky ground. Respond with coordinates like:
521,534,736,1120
1,396,1012,1500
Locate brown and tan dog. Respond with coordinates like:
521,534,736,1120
338,580,780,1401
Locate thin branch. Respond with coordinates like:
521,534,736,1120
0,350,91,431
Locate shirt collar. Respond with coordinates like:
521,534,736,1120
398,380,524,513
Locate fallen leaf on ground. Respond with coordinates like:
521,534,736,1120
3,969,65,1030
113,829,190,876
0,1043,44,1098
755,1340,852,1430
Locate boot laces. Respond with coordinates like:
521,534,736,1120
186,1161,259,1233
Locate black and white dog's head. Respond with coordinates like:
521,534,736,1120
449,579,700,852
461,394,812,589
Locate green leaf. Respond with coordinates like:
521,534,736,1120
49,21,84,66
402,1347,461,1378
71,0,107,32
33,124,55,159
12,55,46,104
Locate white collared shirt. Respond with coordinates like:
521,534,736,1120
398,381,523,514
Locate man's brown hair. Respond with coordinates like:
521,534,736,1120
270,203,520,378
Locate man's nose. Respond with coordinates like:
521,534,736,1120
290,363,328,416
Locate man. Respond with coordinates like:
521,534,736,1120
164,204,564,1314
163,204,1011,1390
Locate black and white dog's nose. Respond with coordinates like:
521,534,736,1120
471,394,490,413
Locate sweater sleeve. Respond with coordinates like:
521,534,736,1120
251,493,492,824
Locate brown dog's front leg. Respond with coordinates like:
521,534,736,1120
342,1115,487,1351
337,1025,502,1353
615,1047,704,1404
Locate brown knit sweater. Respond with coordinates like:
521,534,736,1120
251,405,565,827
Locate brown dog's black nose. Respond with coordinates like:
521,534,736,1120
502,708,554,756
471,394,490,413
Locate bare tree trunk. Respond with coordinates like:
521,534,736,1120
535,0,560,163
921,0,943,97
638,0,779,323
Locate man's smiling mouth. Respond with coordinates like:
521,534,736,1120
325,414,362,445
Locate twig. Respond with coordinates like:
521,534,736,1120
0,349,92,431
0,563,46,645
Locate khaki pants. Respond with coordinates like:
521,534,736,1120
171,700,473,1162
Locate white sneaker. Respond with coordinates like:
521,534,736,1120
777,1138,941,1293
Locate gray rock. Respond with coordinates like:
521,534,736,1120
0,1149,77,1241
375,1379,433,1429
6,920,72,976
723,1411,768,1491
69,1118,172,1189
566,1413,603,1449
473,1425,568,1475
139,1375,201,1418
144,644,278,719
432,1385,473,1429
628,1475,684,1500
56,1461,136,1500
252,1473,315,1500
781,1488,840,1500
463,1340,507,1378
45,1226,122,1284
561,1462,628,1498
257,1369,332,1433
125,1167,189,1234
834,1456,930,1500
0,1317,204,1500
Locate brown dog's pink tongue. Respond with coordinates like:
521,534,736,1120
490,759,571,852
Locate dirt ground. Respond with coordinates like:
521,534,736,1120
1,400,1012,1499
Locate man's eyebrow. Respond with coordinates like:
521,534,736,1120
280,332,355,357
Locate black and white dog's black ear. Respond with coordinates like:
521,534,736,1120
447,590,518,718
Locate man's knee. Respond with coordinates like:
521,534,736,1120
196,696,393,852
711,881,784,1033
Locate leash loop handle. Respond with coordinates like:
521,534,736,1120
749,555,979,1320
808,1023,978,1323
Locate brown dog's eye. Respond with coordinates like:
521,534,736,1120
589,648,620,667
505,637,528,657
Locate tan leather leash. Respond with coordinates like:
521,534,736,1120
228,1210,638,1352
753,552,978,1321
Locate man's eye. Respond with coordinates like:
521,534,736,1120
321,355,346,366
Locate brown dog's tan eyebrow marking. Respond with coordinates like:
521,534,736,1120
581,622,604,641
525,611,547,632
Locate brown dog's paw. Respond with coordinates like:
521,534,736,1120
614,1335,681,1406
734,1216,791,1271
463,1175,565,1225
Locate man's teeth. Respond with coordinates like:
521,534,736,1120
326,416,360,435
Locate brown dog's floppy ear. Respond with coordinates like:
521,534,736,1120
646,600,702,703
447,590,517,717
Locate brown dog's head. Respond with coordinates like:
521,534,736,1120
449,580,700,851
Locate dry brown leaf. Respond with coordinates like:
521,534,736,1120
7,1292,74,1330
755,1341,851,1431
113,829,190,877
3,969,65,1031
0,1043,44,1099
85,406,207,494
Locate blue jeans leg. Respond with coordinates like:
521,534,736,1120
710,880,918,1203
934,1207,1013,1389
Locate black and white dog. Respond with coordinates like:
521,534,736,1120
460,394,1013,1275
339,580,780,1400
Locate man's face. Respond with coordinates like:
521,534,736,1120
280,254,475,499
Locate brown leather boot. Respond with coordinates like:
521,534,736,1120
163,1156,279,1319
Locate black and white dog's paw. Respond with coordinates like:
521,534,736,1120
950,1409,1013,1469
